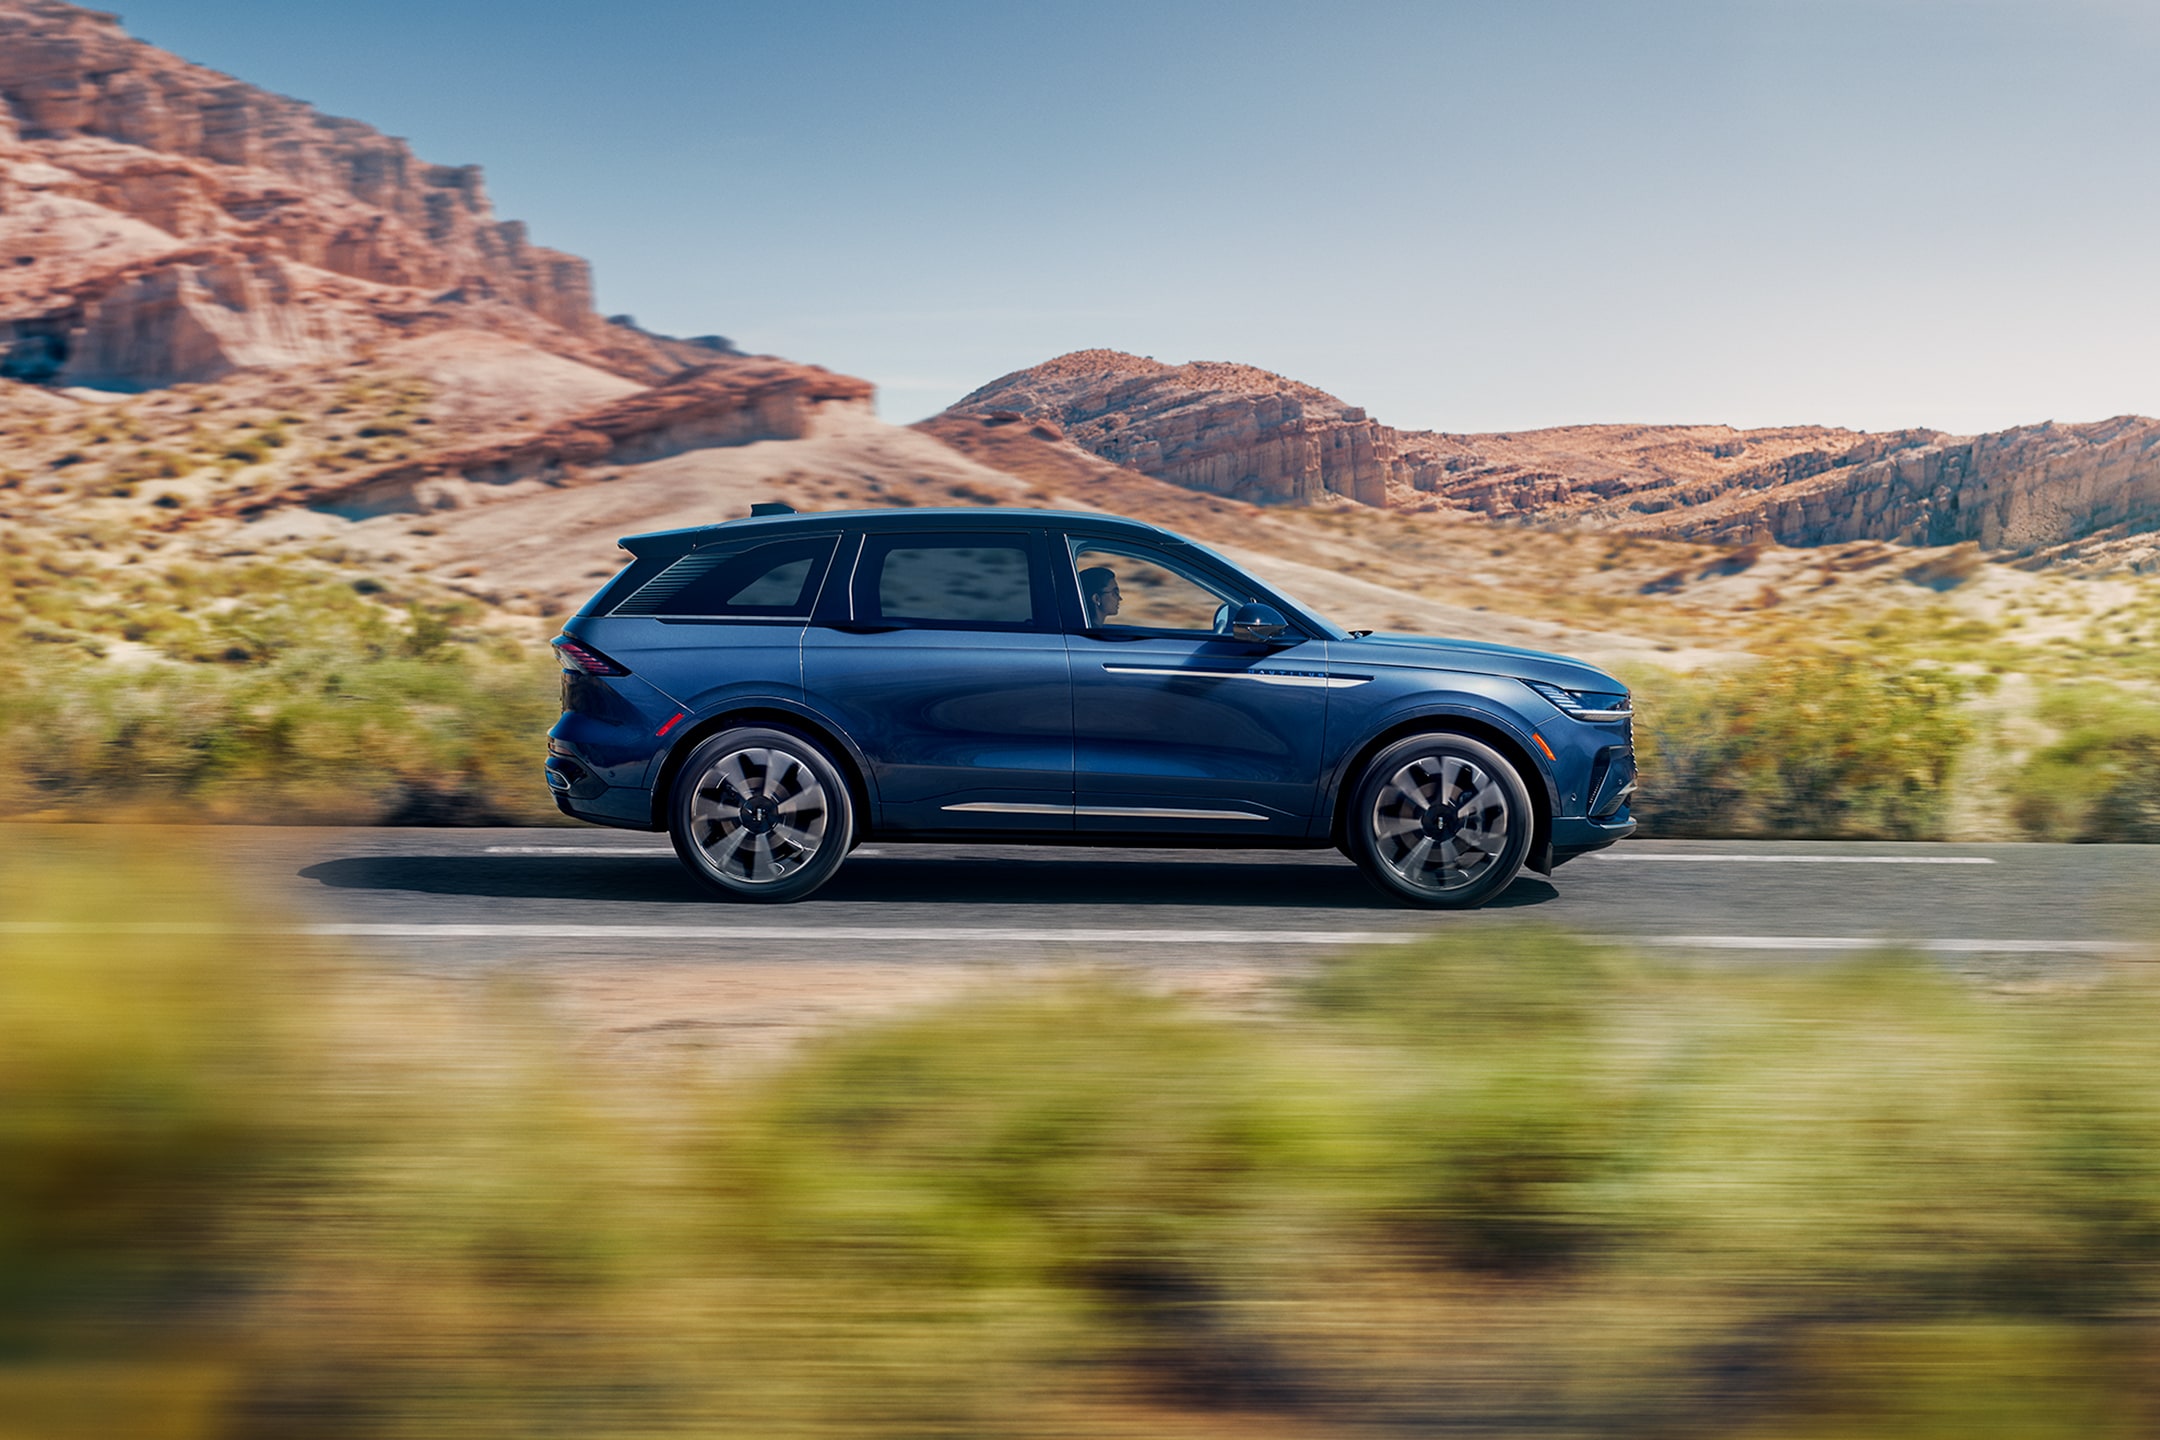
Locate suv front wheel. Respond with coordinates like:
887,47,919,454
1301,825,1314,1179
1344,733,1533,909
669,726,854,902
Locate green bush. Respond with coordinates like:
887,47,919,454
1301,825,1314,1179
2010,684,2160,841
0,556,559,823
1627,655,1975,838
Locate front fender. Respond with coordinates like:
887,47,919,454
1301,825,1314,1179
1320,697,1562,868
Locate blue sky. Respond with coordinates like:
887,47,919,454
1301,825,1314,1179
103,0,2160,435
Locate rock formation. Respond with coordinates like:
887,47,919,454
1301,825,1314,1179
1612,416,2160,557
0,0,727,388
946,350,2160,567
946,350,1422,507
262,360,877,521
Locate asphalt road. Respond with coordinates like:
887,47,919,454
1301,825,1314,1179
160,827,2160,973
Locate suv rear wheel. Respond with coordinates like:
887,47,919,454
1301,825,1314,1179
669,726,854,902
1344,733,1532,909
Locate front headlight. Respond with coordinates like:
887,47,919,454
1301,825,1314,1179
1525,680,1632,721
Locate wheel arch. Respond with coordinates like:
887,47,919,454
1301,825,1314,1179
1327,710,1555,875
649,703,874,834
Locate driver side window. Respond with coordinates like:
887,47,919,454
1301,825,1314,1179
1068,539,1243,635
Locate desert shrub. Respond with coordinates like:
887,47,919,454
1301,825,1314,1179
0,557,559,823
2010,683,2160,841
1627,655,1974,838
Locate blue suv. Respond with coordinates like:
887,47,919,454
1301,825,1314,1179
547,506,1635,907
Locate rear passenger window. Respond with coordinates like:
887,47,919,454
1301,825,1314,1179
856,534,1041,629
612,536,838,618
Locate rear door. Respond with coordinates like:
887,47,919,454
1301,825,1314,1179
801,528,1073,833
1061,533,1329,836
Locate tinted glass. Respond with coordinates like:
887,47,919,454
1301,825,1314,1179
859,535,1039,627
613,536,837,618
1071,539,1243,634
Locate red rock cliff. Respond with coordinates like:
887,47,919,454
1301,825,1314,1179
947,350,1424,507
0,0,723,387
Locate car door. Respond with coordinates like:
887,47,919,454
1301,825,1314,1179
1062,533,1329,836
801,527,1073,834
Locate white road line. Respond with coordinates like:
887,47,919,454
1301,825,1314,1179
0,922,2139,955
494,847,1998,865
483,845,675,856
475,846,1997,866
1645,935,2137,955
1592,854,1996,864
0,920,1408,945
479,845,887,857
314,925,1410,945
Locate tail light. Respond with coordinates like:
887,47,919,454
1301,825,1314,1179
552,636,630,676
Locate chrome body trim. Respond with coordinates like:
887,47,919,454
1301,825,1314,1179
1100,664,1369,690
1079,805,1271,821
940,802,1272,822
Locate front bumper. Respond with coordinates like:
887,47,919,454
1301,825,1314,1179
1551,812,1636,865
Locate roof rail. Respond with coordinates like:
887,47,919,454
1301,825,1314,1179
749,501,797,517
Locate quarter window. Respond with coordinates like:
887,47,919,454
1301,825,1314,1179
612,535,838,618
856,534,1041,629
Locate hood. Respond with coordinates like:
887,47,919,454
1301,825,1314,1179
1341,633,1624,693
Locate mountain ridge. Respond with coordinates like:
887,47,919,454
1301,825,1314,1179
942,349,2160,571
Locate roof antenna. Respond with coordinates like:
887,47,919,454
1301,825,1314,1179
749,501,796,517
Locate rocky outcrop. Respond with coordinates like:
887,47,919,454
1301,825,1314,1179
944,352,1885,518
262,360,877,520
946,350,1424,507
947,350,2160,566
1645,416,2160,559
1397,416,2160,565
0,0,729,388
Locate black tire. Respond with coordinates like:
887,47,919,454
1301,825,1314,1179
668,726,854,903
1343,732,1533,909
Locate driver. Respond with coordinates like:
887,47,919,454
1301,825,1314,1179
1078,565,1122,627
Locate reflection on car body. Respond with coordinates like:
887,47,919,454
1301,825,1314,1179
547,504,1635,908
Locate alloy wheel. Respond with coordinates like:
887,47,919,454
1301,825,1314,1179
1368,753,1513,896
687,744,830,885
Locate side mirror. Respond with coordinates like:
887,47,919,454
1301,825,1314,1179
1231,603,1290,643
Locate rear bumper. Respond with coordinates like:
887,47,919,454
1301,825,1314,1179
547,715,664,830
546,747,658,830
552,788,660,830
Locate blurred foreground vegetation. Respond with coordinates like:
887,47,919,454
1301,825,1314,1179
7,839,2160,1437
